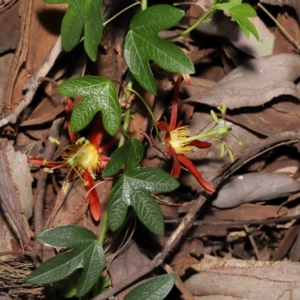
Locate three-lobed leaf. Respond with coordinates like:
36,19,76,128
57,76,121,135
124,5,195,95
124,274,176,300
103,138,144,177
44,0,103,61
107,167,179,236
25,225,105,298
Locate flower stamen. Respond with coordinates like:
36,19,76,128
62,138,102,180
169,126,195,154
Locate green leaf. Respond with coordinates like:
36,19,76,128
124,274,176,300
107,168,179,236
124,5,194,95
103,138,144,177
228,4,259,39
44,0,103,61
213,0,241,11
213,1,259,40
92,275,110,295
36,224,96,248
25,225,105,298
52,271,79,298
57,76,121,135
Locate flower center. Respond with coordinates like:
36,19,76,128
169,126,195,154
77,143,100,174
63,138,101,179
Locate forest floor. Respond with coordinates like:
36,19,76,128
1,0,300,299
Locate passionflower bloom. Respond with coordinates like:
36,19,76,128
28,99,111,221
157,75,216,193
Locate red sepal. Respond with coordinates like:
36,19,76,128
83,172,101,221
28,157,68,169
190,140,211,149
177,154,215,193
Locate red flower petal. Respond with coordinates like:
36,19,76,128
190,140,211,149
168,145,181,178
82,172,101,221
177,154,215,193
98,139,116,153
28,157,44,165
87,113,104,147
157,121,170,132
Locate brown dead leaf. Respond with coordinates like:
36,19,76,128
289,228,300,261
212,172,300,209
184,254,300,299
201,204,288,221
5,1,66,112
272,224,300,261
158,236,204,257
185,53,300,109
260,0,300,19
189,204,288,238
169,252,198,277
0,1,20,54
0,139,32,253
109,241,151,295
273,10,300,55
225,96,300,136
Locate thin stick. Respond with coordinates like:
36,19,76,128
258,3,300,53
244,225,260,260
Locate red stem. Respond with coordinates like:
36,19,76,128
65,98,77,144
170,75,182,131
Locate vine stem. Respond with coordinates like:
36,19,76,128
126,87,160,137
166,7,215,40
141,0,147,11
103,2,140,26
99,203,108,246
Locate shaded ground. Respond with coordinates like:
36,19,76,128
1,0,300,299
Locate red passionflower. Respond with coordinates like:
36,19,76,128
157,75,215,193
28,99,112,221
